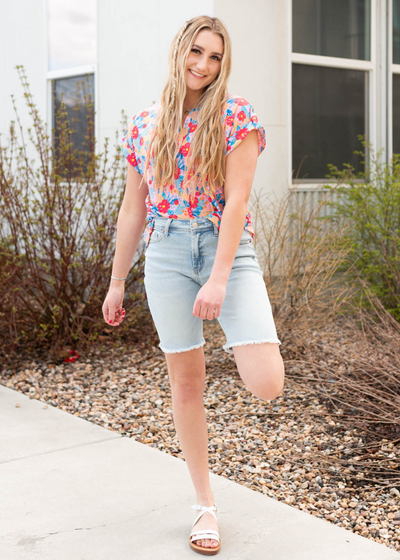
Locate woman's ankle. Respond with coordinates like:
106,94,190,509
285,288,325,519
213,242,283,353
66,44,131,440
195,493,215,506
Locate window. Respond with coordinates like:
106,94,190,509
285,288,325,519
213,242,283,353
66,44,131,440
292,0,372,183
393,1,400,154
46,0,96,175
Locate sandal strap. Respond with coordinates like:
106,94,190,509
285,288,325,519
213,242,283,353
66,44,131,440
191,504,218,527
190,529,220,542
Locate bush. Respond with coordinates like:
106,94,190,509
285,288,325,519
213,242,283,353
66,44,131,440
326,136,400,320
250,187,353,343
0,65,153,364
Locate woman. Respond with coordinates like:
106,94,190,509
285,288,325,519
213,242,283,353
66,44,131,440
102,15,284,556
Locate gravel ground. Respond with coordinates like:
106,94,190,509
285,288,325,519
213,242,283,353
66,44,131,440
1,319,399,553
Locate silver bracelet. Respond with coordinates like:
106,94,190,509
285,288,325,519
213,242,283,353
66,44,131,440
111,275,127,281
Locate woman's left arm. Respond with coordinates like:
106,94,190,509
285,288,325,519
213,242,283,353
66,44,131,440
192,129,259,320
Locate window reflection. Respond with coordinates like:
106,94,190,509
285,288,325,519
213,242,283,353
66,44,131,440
292,64,366,180
394,0,400,64
52,74,95,176
293,0,371,61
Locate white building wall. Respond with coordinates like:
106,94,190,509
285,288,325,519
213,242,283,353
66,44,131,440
0,0,47,161
98,0,214,156
215,0,290,202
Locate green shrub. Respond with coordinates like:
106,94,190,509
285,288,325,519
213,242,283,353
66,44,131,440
326,136,400,320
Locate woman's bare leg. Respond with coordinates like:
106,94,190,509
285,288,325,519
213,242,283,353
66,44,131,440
165,346,219,549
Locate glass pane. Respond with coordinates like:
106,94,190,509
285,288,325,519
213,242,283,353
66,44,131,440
48,0,96,71
293,0,371,61
292,64,367,180
52,74,95,176
393,74,400,154
394,0,400,64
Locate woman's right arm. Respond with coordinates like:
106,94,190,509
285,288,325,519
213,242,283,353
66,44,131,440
102,164,149,326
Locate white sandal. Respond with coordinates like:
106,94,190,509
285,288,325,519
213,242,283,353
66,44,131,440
189,503,221,555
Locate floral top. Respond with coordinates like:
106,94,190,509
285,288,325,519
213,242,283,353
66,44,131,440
119,94,266,249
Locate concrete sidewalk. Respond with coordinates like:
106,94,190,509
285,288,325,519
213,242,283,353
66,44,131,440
0,384,399,560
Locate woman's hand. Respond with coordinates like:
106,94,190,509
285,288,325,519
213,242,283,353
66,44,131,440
192,278,226,320
102,284,126,326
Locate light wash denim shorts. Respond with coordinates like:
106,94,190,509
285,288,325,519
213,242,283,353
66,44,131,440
143,216,281,354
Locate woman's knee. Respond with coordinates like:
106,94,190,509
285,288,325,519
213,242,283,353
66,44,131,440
165,346,206,397
234,343,285,401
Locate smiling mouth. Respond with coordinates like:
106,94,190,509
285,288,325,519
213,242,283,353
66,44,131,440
189,69,206,78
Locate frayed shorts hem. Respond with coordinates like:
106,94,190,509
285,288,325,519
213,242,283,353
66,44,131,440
159,338,206,354
223,338,282,355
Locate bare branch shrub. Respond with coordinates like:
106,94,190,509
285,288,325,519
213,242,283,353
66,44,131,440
0,65,154,364
250,186,354,343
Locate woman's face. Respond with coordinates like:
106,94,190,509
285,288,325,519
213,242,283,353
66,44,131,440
183,29,224,94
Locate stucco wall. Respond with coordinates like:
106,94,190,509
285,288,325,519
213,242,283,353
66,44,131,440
214,0,290,204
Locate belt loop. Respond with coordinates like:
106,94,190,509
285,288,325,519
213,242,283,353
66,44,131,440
164,217,173,237
213,222,219,237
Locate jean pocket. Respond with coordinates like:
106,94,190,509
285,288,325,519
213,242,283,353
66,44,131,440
149,228,164,244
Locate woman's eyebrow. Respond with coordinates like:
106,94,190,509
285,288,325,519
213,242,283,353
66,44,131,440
192,43,223,57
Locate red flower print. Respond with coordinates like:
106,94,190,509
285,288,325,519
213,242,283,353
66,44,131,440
189,195,198,208
180,142,190,157
140,137,144,146
174,200,179,205
170,214,178,218
143,124,147,129
235,129,249,141
188,208,194,218
174,167,180,180
141,111,149,118
158,200,170,213
251,115,258,123
169,185,174,191
237,98,247,106
188,122,197,133
131,126,139,140
237,111,247,122
127,153,138,167
226,115,234,127
227,145,231,151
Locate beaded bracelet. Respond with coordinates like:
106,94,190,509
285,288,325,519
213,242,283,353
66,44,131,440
111,275,127,281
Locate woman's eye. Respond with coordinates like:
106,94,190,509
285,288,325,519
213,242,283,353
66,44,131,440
191,49,221,62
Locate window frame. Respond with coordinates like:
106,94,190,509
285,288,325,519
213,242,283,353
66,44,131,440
43,0,98,169
289,0,381,190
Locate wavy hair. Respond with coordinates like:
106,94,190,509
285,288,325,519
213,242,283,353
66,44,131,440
140,16,232,194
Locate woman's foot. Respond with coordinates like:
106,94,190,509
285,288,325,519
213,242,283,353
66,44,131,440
192,503,219,549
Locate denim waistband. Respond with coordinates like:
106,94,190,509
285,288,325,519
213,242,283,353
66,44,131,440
152,216,218,236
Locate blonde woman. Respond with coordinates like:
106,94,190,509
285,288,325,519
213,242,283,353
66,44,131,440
102,15,284,556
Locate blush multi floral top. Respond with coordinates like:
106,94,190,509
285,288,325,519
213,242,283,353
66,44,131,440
119,94,266,249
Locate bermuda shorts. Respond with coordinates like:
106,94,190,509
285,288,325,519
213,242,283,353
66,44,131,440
143,216,281,354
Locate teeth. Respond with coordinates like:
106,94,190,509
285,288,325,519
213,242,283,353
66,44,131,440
190,69,205,77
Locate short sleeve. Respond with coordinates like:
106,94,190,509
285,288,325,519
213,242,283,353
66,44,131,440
226,99,266,157
119,115,143,174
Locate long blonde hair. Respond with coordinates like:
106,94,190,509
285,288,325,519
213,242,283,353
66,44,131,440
141,16,232,194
